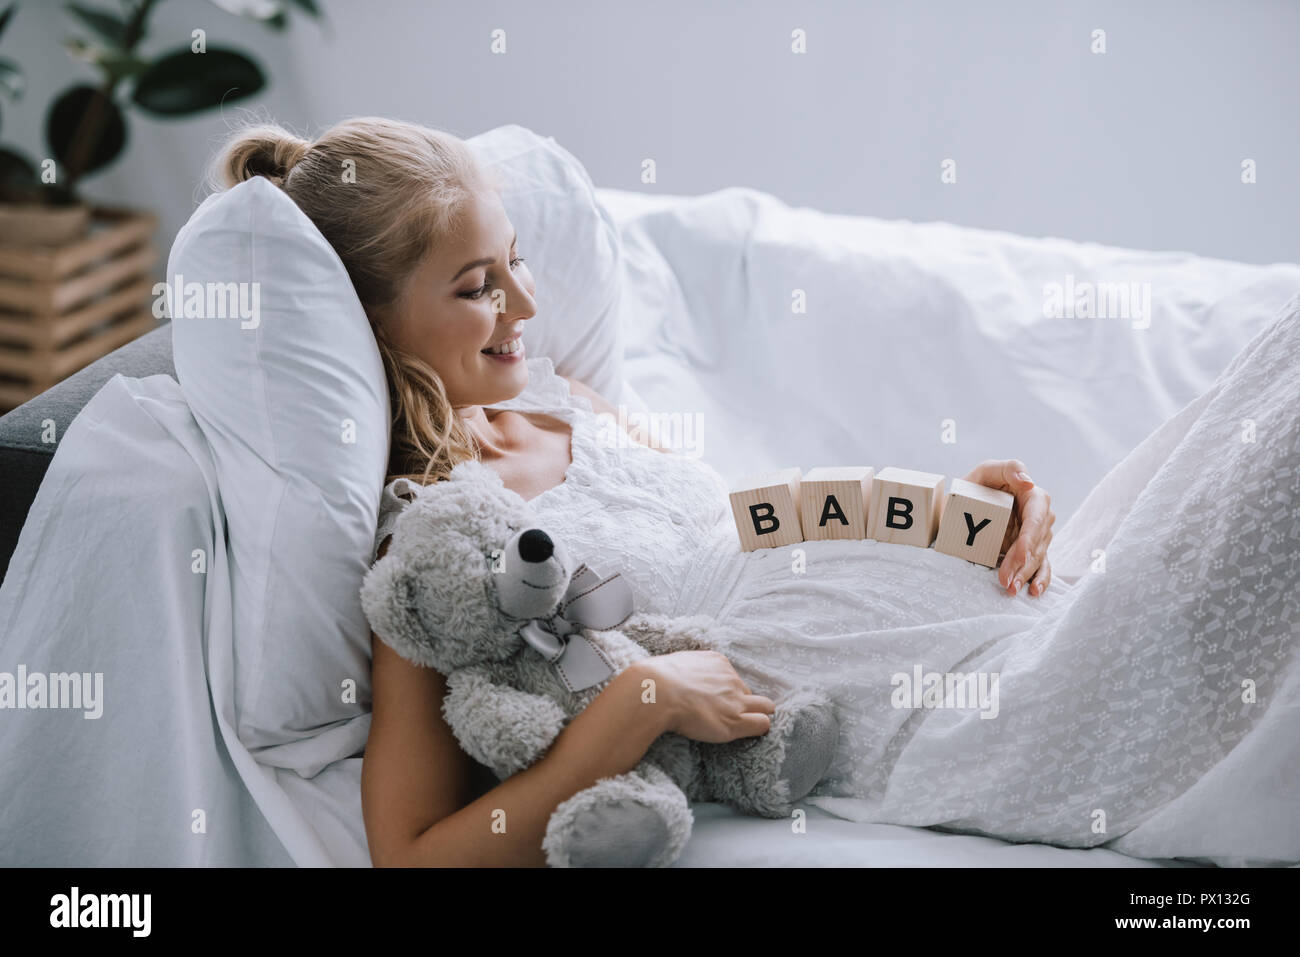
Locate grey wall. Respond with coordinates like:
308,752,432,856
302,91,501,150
5,0,1296,265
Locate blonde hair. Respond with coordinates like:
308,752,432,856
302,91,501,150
209,116,503,486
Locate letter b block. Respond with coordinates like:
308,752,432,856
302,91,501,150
934,477,1014,567
867,467,945,547
799,466,874,540
729,467,804,551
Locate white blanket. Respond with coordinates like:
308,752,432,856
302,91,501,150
0,375,368,866
597,186,1300,524
791,294,1300,866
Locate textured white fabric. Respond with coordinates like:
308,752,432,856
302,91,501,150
377,301,1300,866
375,355,742,625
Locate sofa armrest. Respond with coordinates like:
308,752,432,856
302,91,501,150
0,321,175,585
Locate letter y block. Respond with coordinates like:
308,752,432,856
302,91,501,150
934,477,1014,567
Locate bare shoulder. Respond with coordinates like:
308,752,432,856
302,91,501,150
559,374,616,416
561,374,674,454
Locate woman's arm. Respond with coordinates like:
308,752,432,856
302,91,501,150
363,634,669,866
562,374,673,453
362,539,775,866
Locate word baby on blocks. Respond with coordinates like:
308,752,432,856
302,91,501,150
728,466,1015,568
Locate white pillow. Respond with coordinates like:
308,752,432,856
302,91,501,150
169,125,627,763
170,175,388,761
469,124,626,404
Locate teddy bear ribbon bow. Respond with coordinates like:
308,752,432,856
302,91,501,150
518,563,633,693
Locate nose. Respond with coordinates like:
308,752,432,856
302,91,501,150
501,268,536,322
517,528,554,563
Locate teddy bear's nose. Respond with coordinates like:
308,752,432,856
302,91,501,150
518,528,555,563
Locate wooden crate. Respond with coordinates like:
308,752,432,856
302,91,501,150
0,207,159,412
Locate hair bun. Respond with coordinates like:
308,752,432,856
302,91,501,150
211,123,312,189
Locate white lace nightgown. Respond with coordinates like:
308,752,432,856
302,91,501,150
373,345,1300,866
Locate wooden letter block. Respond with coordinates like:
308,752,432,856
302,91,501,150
934,477,1014,568
867,466,945,548
729,467,804,551
799,466,874,541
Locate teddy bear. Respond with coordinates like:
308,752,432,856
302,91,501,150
359,458,839,867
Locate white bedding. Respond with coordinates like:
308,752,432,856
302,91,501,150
4,185,1298,867
675,805,1184,868
717,295,1300,867
0,375,367,866
595,186,1300,524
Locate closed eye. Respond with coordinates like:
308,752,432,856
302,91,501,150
458,257,526,300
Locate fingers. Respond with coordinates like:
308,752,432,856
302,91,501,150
999,458,1035,493
962,461,1055,597
1000,488,1055,596
734,711,773,738
741,693,776,715
1029,556,1052,596
966,458,1035,494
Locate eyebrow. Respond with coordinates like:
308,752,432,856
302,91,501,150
451,231,518,283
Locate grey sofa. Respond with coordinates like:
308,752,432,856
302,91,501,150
0,321,174,586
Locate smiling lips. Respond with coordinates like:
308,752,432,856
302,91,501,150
482,332,524,356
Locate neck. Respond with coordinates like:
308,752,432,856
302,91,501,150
454,404,511,457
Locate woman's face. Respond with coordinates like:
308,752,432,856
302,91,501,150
382,187,536,408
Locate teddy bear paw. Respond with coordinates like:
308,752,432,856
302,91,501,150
563,799,671,868
778,698,839,802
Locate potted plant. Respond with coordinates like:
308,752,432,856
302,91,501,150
0,0,318,410
0,4,90,243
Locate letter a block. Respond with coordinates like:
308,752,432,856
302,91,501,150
799,466,874,541
934,477,1014,568
867,466,945,548
729,467,804,551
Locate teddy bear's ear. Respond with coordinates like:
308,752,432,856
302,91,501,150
359,554,442,669
443,457,531,525
447,458,503,487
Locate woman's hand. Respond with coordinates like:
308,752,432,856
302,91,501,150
964,459,1055,597
642,651,776,743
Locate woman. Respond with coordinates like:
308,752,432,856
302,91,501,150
211,118,1296,868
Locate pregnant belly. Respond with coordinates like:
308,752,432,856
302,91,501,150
718,537,1070,637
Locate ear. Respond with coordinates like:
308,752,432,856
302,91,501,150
447,458,503,487
445,459,533,529
359,552,443,669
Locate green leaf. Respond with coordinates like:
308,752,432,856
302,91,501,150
0,57,23,99
131,47,266,116
47,84,127,179
0,144,37,188
0,4,16,43
64,3,129,48
64,37,148,83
